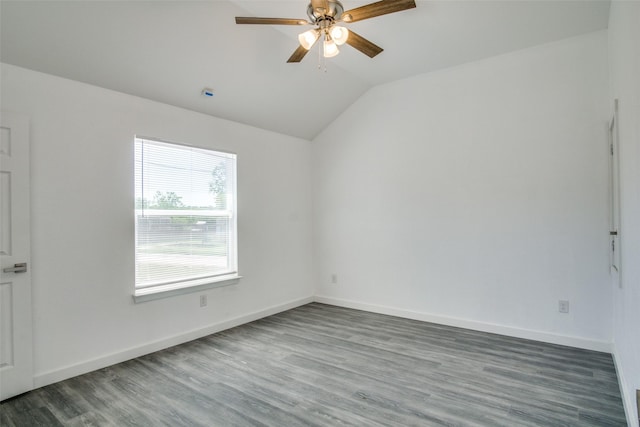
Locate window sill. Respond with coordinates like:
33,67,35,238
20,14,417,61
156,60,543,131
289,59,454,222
133,274,241,303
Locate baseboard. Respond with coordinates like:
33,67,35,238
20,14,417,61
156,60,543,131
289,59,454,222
33,294,613,391
611,344,638,427
33,295,314,388
314,296,612,353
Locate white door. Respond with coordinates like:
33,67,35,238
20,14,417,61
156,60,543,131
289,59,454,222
0,111,33,400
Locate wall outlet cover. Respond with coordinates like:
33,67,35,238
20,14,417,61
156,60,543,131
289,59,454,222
559,300,570,313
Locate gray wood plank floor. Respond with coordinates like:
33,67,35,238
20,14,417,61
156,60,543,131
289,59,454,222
0,303,627,426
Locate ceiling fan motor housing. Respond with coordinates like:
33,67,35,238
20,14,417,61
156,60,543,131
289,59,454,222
307,0,344,24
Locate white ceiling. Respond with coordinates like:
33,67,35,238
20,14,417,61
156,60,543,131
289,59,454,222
1,0,610,140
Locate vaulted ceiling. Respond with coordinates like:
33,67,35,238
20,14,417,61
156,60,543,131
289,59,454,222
1,0,611,140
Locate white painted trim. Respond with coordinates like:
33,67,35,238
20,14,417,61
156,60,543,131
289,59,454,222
33,294,615,392
33,295,314,388
133,275,241,303
611,344,636,427
314,296,612,353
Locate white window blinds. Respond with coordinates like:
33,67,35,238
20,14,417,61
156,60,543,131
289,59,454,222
134,137,237,289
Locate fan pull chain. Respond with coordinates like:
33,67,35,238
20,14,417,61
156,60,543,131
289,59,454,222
316,42,329,73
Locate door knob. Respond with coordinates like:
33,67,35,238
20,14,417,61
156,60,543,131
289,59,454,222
3,263,27,273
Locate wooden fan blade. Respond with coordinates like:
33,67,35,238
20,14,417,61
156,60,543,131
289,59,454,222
287,45,310,63
345,30,383,58
342,0,416,23
235,17,309,25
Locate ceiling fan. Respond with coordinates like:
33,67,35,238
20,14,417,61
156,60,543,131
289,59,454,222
235,0,416,63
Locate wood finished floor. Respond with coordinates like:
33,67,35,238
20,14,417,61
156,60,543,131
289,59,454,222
0,303,627,426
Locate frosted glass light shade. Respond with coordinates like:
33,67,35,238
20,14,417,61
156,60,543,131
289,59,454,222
330,26,349,45
323,38,339,58
298,29,320,50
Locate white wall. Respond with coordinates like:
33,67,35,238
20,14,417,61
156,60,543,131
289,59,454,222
312,31,612,350
1,63,314,385
608,1,640,425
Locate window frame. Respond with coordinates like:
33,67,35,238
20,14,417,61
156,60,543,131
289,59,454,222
133,136,240,303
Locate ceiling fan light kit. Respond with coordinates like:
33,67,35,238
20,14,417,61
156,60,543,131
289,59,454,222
235,0,416,63
298,28,320,50
323,35,340,58
330,26,349,45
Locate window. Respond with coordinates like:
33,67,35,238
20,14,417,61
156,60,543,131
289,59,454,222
134,137,238,300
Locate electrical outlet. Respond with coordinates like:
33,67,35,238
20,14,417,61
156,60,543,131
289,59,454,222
331,273,338,284
558,300,569,313
200,295,207,307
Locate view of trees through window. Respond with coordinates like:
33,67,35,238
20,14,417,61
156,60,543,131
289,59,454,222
134,138,237,289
